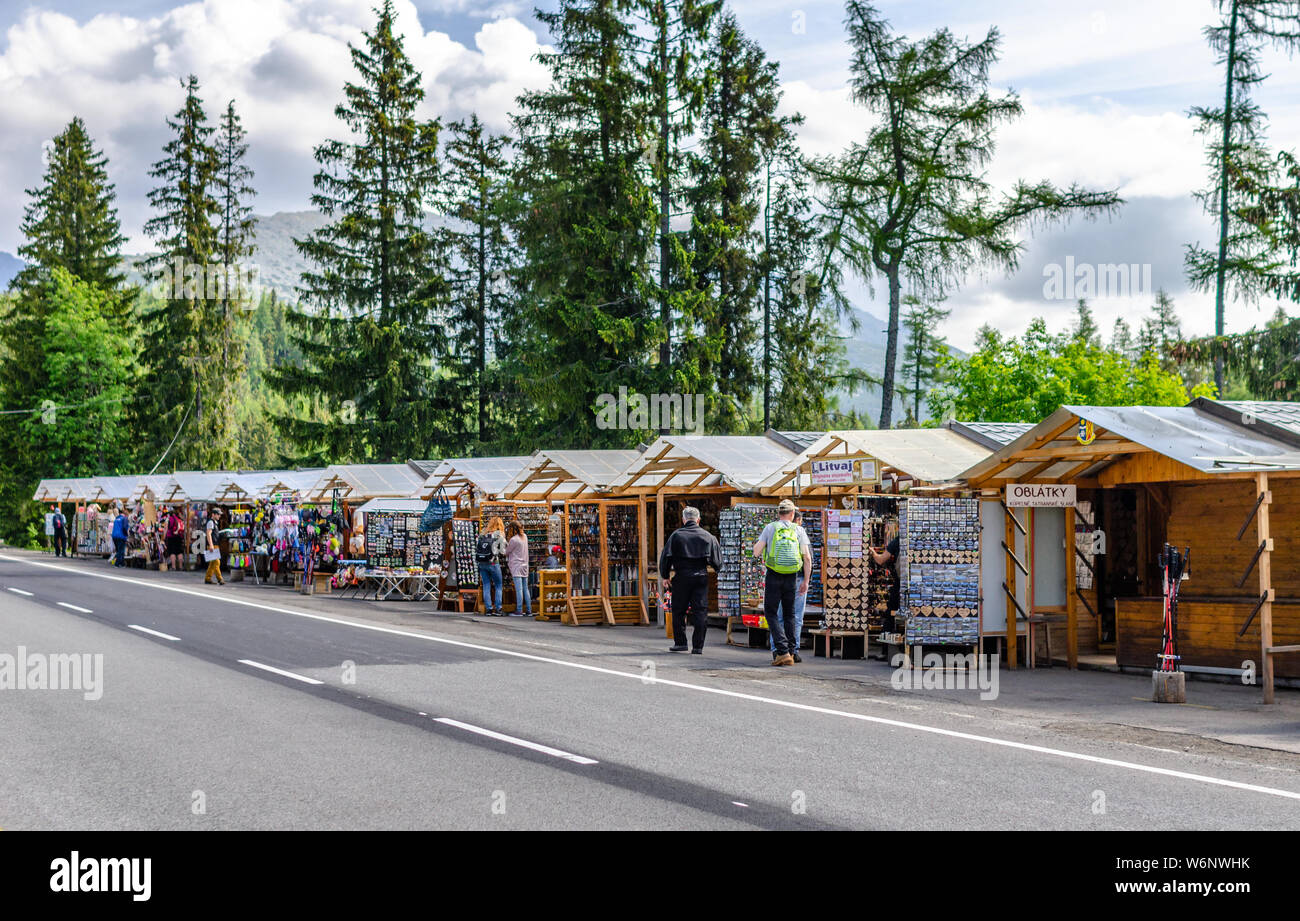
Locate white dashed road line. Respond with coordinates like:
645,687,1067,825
237,659,324,685
127,624,181,642
434,717,599,765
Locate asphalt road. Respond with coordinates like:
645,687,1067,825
2,552,1299,830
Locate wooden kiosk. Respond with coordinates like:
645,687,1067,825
960,400,1300,702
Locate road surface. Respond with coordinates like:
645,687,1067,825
2,552,1298,830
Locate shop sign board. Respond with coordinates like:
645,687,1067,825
810,455,880,487
1006,483,1077,507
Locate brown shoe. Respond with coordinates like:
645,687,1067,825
774,653,794,666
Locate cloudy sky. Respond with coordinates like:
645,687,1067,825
1,0,1298,349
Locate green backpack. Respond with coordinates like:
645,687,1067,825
765,522,803,574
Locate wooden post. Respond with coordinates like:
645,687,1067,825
638,494,648,616
1257,472,1275,704
598,501,610,604
1065,504,1078,669
1005,506,1018,669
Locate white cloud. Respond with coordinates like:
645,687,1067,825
0,0,552,252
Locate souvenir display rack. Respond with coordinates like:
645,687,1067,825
365,510,445,570
563,498,648,624
901,497,981,646
717,503,825,619
226,506,255,571
565,502,602,597
450,517,480,586
822,498,898,631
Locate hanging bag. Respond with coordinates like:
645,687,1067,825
419,488,454,533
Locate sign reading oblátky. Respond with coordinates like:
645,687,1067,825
810,455,880,487
1006,483,1077,507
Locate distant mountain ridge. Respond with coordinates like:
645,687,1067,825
0,250,24,288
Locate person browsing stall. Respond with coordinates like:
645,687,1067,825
658,506,722,654
768,509,811,663
476,517,508,616
753,499,812,667
505,521,531,618
870,532,902,630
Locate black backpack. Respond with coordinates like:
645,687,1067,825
475,533,497,564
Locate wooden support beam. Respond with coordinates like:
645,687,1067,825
1001,541,1028,577
1236,489,1270,541
1004,505,1019,668
1256,472,1275,705
1065,504,1078,669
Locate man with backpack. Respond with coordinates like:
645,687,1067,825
51,507,68,558
753,499,812,667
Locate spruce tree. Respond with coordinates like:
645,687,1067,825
137,74,221,470
269,0,446,463
12,117,128,297
439,115,512,451
683,11,793,432
510,0,661,446
899,295,951,424
210,99,258,467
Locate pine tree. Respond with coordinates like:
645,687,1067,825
2,118,129,492
632,0,719,381
268,0,447,463
1111,317,1135,359
509,0,661,446
12,117,128,297
1072,298,1101,347
439,115,512,451
809,1,1119,428
682,11,793,432
1187,0,1300,393
137,74,221,470
767,136,866,430
899,295,951,424
207,99,258,468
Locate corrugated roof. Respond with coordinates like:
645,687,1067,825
947,420,1037,450
308,463,428,501
768,430,825,452
415,456,532,498
159,472,232,503
503,449,641,499
961,403,1300,486
609,435,797,493
1191,398,1300,446
759,428,995,492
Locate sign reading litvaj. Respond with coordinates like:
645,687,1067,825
1006,483,1077,507
810,455,880,486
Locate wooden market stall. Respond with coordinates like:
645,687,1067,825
747,424,1032,656
497,450,642,622
413,456,531,509
606,434,802,627
959,400,1300,701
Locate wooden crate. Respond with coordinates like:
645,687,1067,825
565,595,610,626
607,596,648,626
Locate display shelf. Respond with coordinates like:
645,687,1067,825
901,497,981,645
537,568,569,621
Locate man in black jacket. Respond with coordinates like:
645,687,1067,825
659,506,722,654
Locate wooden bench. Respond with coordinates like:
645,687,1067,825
812,629,866,660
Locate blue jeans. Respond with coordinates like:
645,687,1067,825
512,575,532,615
113,537,126,567
769,575,807,654
479,563,502,612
